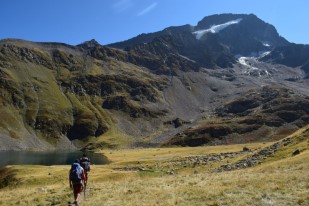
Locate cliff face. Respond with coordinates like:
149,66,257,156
261,43,309,76
1,14,309,150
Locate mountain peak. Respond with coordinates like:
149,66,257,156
195,13,252,30
77,39,101,49
108,13,289,68
193,13,289,55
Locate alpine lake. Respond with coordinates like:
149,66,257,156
0,150,109,167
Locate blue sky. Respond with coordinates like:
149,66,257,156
1,0,308,45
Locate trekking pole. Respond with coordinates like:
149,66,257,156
84,183,86,200
84,173,88,200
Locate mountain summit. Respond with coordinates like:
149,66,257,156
77,39,101,49
109,14,289,68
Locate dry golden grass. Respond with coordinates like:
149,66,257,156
0,166,71,205
102,142,271,164
87,151,309,206
0,130,308,206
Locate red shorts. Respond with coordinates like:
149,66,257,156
73,183,83,194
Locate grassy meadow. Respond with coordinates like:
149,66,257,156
0,128,308,206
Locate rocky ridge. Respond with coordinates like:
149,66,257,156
214,138,293,172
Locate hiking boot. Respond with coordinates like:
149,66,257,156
73,201,79,206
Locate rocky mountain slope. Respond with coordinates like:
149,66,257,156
0,13,308,150
109,14,289,68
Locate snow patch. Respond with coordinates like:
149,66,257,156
176,54,196,63
259,51,271,58
263,43,271,47
238,56,272,78
239,57,259,70
235,50,271,59
261,41,271,47
193,18,242,40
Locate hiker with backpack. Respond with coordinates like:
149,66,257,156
79,154,91,187
69,159,86,205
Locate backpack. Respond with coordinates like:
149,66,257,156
70,163,82,184
80,157,90,172
81,160,90,172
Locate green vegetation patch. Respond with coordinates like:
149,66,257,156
0,167,18,189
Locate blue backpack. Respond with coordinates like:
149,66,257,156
70,163,82,183
80,158,90,172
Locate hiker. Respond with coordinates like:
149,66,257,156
69,159,86,205
79,153,91,187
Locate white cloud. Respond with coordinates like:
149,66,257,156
113,0,133,13
137,2,158,16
